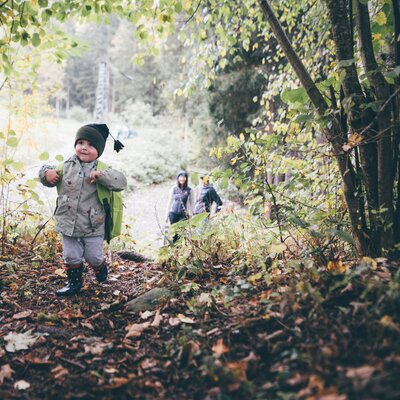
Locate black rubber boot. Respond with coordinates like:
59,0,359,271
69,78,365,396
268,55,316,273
93,261,108,283
56,264,83,297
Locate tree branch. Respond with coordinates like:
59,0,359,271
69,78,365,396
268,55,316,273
184,0,202,25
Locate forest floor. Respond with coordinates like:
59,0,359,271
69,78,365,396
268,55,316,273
1,242,400,400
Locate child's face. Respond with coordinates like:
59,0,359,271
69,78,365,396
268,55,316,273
75,139,98,162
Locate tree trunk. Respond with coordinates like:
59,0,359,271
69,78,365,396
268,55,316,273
356,1,394,250
325,0,381,255
257,0,368,255
392,0,400,242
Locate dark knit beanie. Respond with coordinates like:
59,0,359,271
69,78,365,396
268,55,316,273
75,123,124,157
75,124,109,158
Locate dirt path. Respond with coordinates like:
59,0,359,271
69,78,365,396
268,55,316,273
123,181,174,257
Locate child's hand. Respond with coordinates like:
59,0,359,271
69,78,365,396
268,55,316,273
89,170,101,184
45,169,60,185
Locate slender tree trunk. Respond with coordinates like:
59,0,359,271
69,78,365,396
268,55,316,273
258,0,368,255
325,0,381,255
356,1,394,250
392,0,400,241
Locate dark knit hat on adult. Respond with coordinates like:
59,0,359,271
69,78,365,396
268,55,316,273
75,123,124,158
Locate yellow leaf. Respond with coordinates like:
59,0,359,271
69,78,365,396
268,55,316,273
376,11,387,26
361,256,377,270
327,260,349,273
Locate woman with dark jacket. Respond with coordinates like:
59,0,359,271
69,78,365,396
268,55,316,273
194,175,222,215
165,171,194,226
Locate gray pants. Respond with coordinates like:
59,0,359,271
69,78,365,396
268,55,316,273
62,235,104,267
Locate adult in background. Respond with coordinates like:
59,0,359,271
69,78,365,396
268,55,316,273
165,171,194,242
194,175,223,216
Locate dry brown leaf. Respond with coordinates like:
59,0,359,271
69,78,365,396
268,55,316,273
58,309,84,319
225,361,247,381
104,367,119,374
84,342,108,356
0,364,14,384
54,268,66,277
346,365,375,381
177,314,195,324
12,310,33,319
150,309,162,327
168,317,181,326
80,322,95,330
140,358,158,370
125,322,150,338
140,310,155,320
212,338,229,357
106,377,129,388
25,352,52,365
51,365,69,380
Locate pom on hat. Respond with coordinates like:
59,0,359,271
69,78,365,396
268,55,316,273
109,132,125,153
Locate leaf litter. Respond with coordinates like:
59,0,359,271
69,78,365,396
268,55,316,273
0,249,399,399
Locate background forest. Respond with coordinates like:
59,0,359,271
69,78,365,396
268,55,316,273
1,1,400,399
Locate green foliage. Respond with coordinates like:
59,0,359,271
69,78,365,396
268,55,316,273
0,125,46,253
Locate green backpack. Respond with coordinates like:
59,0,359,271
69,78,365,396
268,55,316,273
57,160,123,243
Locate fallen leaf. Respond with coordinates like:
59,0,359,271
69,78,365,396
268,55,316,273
140,358,158,369
0,364,14,384
106,377,129,388
4,330,37,352
54,268,66,277
12,310,33,319
212,339,229,357
125,322,150,338
379,315,400,331
80,322,95,330
327,260,349,273
225,361,247,381
104,367,119,374
84,342,110,356
150,309,162,327
14,380,30,390
140,310,155,320
177,314,195,324
206,327,222,336
360,256,377,270
58,309,84,319
25,352,52,365
168,317,181,327
346,365,375,384
51,365,69,380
